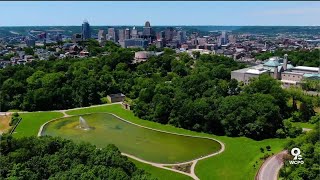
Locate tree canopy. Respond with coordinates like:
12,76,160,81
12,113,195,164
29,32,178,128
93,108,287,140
0,135,154,180
0,41,315,140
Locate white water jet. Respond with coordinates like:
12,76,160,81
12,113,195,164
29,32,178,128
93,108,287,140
78,116,91,130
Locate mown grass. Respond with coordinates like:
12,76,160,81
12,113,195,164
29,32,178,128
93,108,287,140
43,113,221,163
66,104,288,180
13,112,63,138
129,158,192,180
292,122,316,129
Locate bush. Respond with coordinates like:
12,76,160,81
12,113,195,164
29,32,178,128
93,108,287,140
260,147,264,153
9,113,21,126
276,128,286,138
266,145,271,151
260,153,270,160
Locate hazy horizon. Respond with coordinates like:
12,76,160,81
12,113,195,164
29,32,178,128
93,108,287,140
0,1,319,26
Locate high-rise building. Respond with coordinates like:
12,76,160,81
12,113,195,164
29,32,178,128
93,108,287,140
108,28,118,42
82,20,91,40
165,27,174,41
98,30,106,43
131,27,138,39
177,31,187,44
219,31,228,46
125,28,130,40
143,21,152,36
118,29,125,42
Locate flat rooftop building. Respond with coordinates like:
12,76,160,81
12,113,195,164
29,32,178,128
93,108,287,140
231,55,320,87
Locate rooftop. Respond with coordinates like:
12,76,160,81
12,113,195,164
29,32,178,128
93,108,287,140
282,71,304,75
246,69,268,75
264,57,281,67
303,73,320,79
293,66,319,72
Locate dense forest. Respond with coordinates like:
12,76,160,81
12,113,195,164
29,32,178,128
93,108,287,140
0,41,318,140
0,135,153,180
280,123,320,180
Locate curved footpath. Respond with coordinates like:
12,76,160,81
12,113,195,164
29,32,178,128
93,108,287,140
36,106,225,180
256,150,287,180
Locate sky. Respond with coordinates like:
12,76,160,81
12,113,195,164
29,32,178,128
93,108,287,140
0,1,319,26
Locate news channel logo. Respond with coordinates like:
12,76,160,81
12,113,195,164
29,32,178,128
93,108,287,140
289,147,304,165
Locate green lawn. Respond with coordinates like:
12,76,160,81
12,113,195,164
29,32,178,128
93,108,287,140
66,104,288,180
129,158,192,180
11,104,288,179
13,112,63,138
292,122,315,129
42,113,221,163
195,137,285,180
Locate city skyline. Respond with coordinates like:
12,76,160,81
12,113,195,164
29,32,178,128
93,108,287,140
0,1,319,26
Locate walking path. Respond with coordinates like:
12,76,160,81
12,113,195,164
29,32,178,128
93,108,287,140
35,105,225,180
302,128,312,132
108,113,225,180
256,150,287,180
5,103,225,180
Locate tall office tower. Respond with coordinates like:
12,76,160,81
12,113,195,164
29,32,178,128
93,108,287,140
220,31,228,45
118,29,125,42
125,28,131,40
177,31,187,44
131,27,138,39
143,21,152,36
98,30,106,42
108,28,118,42
165,27,174,41
82,20,91,40
183,31,187,41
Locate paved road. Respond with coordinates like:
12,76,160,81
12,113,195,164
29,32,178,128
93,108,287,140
256,150,287,180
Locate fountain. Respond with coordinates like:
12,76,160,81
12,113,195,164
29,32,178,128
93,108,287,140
78,116,92,130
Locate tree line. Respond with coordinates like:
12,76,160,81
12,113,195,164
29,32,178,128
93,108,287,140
0,41,318,140
280,123,320,180
0,135,154,180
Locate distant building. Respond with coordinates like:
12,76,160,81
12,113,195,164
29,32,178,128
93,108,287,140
108,28,118,42
231,54,320,87
125,28,130,40
157,31,165,40
176,31,187,44
120,38,148,49
98,30,106,43
133,51,155,63
72,33,83,43
165,27,174,41
26,38,35,47
143,21,152,36
118,29,125,42
197,37,207,46
219,31,228,46
131,27,138,39
82,20,91,40
156,39,164,48
107,93,126,103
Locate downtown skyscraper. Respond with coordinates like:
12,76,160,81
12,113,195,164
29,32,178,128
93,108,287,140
82,20,91,40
